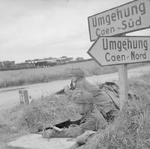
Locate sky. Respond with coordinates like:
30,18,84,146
0,0,150,63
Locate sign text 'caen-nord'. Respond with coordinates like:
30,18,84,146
88,36,150,66
88,0,150,41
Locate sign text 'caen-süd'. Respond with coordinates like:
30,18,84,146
88,0,150,41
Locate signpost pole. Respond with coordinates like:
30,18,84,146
118,33,128,110
118,64,128,110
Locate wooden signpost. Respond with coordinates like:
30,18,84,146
87,0,150,109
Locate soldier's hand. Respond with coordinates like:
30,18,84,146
76,130,96,145
64,126,82,137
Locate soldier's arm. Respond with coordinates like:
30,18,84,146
80,110,107,132
80,115,97,132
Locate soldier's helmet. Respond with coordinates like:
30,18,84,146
70,68,85,79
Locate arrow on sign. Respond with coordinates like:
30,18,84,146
88,36,150,66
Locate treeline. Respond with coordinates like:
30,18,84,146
0,57,86,71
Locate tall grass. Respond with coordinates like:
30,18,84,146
84,79,150,149
0,93,80,149
1,68,150,149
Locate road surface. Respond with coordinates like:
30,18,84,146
0,65,150,110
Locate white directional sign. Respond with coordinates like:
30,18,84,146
88,0,150,41
88,36,150,66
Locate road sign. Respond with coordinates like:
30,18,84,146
88,0,150,41
88,36,150,66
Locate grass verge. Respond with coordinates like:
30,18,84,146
1,72,150,149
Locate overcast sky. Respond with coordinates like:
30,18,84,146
0,0,150,63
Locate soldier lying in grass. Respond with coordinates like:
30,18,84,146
42,90,107,139
42,89,119,147
42,68,120,148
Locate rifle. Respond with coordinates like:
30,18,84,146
37,118,82,133
55,119,81,128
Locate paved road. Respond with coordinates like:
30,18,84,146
0,65,150,110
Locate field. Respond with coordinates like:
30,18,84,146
1,70,150,149
0,59,118,88
0,59,149,89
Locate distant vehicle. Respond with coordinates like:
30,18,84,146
76,57,84,61
35,60,57,67
57,56,74,64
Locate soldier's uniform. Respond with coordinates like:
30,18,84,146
42,68,119,138
42,90,107,138
70,68,120,122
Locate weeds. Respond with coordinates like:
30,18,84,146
1,72,150,149
86,80,150,149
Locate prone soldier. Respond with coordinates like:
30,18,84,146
42,90,107,139
42,68,120,148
